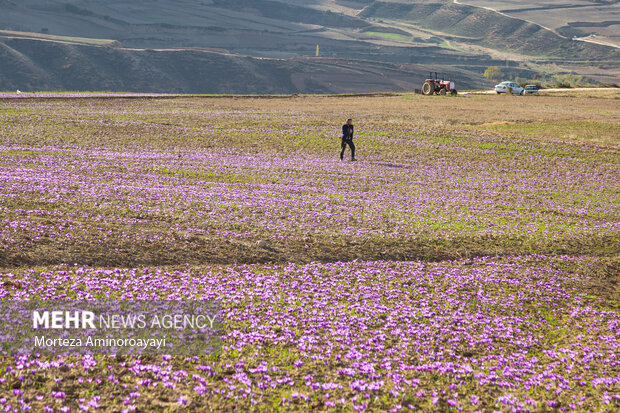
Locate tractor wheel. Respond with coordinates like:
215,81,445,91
451,89,458,96
422,82,434,95
439,88,446,96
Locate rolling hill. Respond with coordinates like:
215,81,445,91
360,1,616,60
1,36,493,93
0,0,617,92
458,0,619,48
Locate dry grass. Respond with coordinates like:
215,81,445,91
236,93,620,146
537,88,620,99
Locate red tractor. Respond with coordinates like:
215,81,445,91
421,72,457,96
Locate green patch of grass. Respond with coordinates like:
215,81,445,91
364,31,411,41
0,149,55,157
586,109,615,115
401,93,422,100
157,166,263,184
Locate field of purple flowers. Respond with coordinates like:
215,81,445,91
0,96,618,411
1,97,618,267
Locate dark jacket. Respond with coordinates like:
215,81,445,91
342,124,354,141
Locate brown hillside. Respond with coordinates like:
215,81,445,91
0,37,489,93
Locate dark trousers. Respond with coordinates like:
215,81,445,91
340,139,355,160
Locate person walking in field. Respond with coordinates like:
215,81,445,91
341,118,356,161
